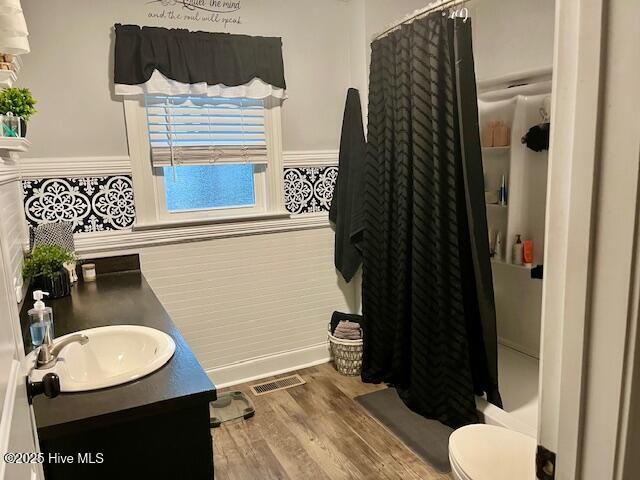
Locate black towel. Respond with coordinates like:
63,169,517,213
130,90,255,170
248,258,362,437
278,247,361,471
329,88,365,282
330,311,365,335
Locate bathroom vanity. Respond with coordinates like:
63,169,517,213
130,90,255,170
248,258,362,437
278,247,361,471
20,257,216,479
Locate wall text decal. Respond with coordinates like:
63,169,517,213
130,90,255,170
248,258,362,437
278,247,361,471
146,0,242,28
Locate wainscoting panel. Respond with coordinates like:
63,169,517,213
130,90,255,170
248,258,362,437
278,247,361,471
0,174,26,292
140,227,353,382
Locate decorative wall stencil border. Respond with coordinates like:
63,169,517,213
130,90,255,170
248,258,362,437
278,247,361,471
22,175,136,233
17,151,339,178
284,166,338,214
18,154,339,251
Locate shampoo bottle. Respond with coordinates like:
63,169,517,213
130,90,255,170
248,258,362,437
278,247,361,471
512,234,524,265
523,240,534,267
28,290,53,347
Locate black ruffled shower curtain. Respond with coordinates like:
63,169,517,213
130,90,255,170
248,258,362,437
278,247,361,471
361,15,501,428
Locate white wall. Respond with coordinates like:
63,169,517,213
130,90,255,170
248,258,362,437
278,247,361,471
469,0,555,81
19,0,355,157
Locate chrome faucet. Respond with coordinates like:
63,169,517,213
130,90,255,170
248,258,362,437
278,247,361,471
36,324,89,369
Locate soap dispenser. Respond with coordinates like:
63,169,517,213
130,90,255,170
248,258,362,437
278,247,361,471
28,290,53,347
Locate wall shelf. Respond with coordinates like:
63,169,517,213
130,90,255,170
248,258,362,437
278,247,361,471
491,259,535,270
0,70,17,89
0,137,30,153
0,56,22,89
481,91,549,267
482,146,511,154
481,81,550,364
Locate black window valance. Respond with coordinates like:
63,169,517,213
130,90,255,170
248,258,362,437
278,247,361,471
113,24,286,100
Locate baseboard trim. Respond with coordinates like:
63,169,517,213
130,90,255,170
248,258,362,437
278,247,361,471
207,343,331,389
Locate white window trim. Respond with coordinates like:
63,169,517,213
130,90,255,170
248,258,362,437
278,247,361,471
124,96,288,230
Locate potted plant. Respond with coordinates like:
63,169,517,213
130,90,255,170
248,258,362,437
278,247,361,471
0,87,36,137
23,245,76,298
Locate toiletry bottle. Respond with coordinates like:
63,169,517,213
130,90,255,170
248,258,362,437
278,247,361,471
28,290,53,347
494,121,511,147
499,174,508,206
495,231,503,261
513,234,524,265
481,123,494,147
523,240,534,267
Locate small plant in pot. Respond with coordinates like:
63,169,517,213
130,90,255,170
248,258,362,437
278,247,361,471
0,87,36,137
23,245,76,298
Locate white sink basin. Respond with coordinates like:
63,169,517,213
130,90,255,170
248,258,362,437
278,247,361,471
28,325,176,392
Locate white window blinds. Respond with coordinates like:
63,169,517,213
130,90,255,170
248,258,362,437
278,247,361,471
145,95,267,167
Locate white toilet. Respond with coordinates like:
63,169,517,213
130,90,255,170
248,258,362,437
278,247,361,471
448,424,536,480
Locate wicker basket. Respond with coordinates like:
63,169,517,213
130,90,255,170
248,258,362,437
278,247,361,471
328,331,363,376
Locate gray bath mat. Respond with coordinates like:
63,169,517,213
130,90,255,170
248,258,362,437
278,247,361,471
355,387,453,473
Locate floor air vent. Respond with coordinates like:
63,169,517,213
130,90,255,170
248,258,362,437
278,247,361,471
249,374,306,396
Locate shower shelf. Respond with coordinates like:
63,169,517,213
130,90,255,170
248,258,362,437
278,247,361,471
491,259,535,270
481,146,510,153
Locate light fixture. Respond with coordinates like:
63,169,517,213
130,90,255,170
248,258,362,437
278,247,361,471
0,0,29,55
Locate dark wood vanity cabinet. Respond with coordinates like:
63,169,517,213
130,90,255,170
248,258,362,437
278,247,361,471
39,402,213,479
21,261,216,479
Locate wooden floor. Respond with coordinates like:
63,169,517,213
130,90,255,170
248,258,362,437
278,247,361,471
212,363,451,480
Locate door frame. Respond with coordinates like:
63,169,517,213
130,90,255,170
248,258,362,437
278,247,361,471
0,226,43,480
538,0,640,478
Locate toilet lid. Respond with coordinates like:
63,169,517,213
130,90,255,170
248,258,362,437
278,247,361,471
448,425,536,480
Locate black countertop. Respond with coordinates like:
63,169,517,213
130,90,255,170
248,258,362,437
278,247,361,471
21,269,216,440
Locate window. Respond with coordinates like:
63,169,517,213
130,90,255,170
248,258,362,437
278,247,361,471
124,95,285,227
162,164,256,212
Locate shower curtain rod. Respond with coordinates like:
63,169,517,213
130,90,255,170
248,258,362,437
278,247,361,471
373,0,469,41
